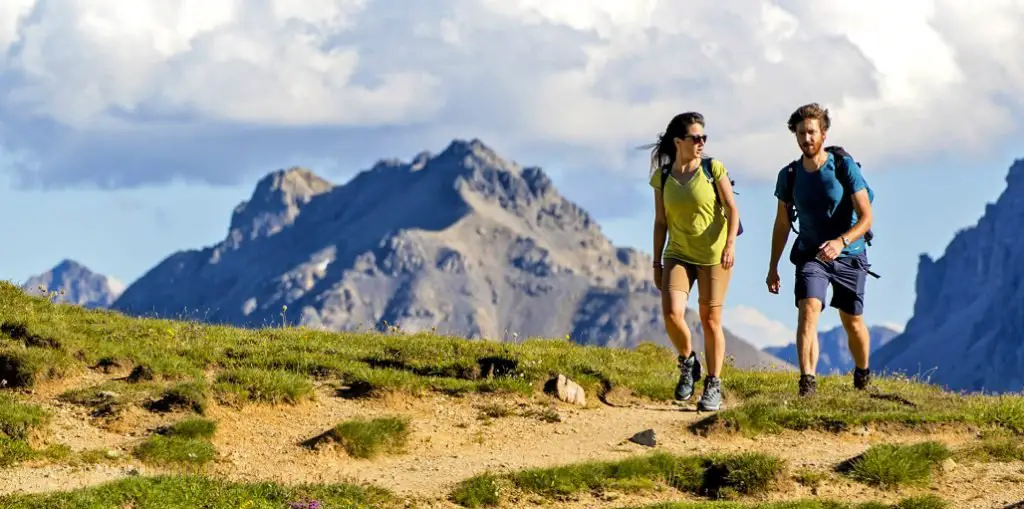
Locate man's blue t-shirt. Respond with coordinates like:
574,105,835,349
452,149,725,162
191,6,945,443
774,152,869,258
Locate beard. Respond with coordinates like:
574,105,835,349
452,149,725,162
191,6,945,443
800,140,822,157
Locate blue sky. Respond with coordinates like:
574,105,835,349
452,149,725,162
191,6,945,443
1,0,1022,349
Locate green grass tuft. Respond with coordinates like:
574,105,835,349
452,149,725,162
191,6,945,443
449,472,502,508
147,380,210,414
0,436,36,467
0,394,48,440
158,417,217,440
0,345,75,388
214,367,313,405
0,437,73,467
840,441,952,489
133,436,216,467
702,452,785,498
328,416,411,459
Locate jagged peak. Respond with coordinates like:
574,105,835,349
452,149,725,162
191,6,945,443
1007,157,1024,185
433,138,518,174
251,166,333,199
228,166,334,240
439,138,494,158
363,139,514,179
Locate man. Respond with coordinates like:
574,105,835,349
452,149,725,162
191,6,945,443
766,103,875,397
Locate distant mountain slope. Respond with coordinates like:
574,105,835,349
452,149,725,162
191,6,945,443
21,259,125,309
763,325,901,375
112,139,791,371
874,158,1024,393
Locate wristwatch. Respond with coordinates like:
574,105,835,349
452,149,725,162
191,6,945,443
840,236,850,247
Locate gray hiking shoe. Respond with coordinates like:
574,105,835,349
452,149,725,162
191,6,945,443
853,367,872,390
697,376,723,411
675,352,702,401
798,374,817,397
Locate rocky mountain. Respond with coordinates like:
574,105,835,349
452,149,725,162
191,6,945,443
763,325,901,375
874,158,1024,394
111,139,791,371
21,259,125,309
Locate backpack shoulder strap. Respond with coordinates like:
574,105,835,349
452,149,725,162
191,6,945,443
659,163,670,191
700,158,718,201
783,160,799,203
825,145,860,195
700,157,714,181
782,160,800,235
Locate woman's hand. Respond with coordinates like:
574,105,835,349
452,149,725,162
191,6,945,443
721,242,735,270
653,264,663,291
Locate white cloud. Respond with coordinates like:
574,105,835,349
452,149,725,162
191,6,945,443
722,305,796,349
0,0,1022,188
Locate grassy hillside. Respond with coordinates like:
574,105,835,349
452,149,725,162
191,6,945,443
2,281,1024,508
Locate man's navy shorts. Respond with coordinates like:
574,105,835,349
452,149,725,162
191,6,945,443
793,251,870,316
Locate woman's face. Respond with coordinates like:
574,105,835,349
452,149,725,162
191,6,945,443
673,123,707,161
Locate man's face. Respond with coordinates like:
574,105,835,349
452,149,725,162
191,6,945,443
795,118,825,157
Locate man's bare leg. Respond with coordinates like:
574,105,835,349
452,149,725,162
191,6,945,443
840,310,872,389
796,298,822,395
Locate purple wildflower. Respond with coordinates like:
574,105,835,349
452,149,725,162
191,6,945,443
286,500,322,509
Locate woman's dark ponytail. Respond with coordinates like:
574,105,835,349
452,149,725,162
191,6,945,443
654,134,675,171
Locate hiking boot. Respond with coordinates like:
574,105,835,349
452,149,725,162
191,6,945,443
675,352,702,401
854,367,872,390
798,374,817,397
697,376,723,411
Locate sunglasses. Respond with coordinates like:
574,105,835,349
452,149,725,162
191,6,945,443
679,134,708,144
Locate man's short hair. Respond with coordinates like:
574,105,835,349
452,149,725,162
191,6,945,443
787,103,831,133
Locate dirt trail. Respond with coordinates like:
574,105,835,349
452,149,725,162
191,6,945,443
1,374,1023,509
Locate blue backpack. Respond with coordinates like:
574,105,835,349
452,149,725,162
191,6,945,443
781,145,878,277
659,157,744,236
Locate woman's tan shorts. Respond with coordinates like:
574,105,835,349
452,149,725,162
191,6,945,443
662,258,732,308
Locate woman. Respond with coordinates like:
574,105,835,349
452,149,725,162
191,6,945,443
648,111,740,411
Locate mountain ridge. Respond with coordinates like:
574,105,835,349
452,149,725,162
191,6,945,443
20,259,125,309
874,157,1024,393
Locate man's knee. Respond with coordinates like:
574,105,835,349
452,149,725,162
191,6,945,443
797,299,822,331
839,310,866,331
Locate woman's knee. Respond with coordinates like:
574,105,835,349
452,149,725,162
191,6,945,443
699,305,723,331
664,308,688,329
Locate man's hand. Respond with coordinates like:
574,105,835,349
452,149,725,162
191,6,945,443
817,238,844,262
766,268,781,294
721,243,735,270
653,265,663,291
